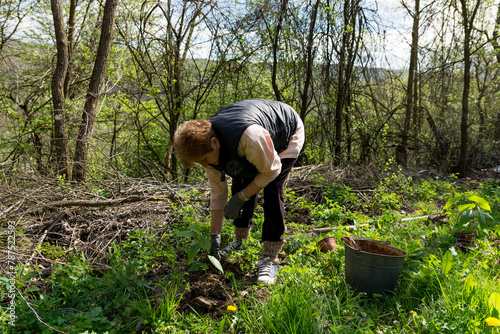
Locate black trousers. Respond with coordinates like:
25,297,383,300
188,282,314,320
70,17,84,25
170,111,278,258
231,158,297,242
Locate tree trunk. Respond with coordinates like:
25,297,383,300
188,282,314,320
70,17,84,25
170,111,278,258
492,2,500,142
458,0,480,178
73,0,119,182
299,0,319,120
271,0,288,102
334,6,347,165
334,0,362,165
399,0,420,168
50,0,70,179
64,0,78,97
492,2,500,64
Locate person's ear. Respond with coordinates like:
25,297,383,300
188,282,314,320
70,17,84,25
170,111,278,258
210,137,220,149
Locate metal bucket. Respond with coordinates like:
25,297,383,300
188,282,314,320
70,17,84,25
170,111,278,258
342,236,407,296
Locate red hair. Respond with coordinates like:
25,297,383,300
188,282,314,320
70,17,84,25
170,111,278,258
173,119,216,168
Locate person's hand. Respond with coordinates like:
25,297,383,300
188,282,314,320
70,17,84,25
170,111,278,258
224,194,246,219
210,234,221,260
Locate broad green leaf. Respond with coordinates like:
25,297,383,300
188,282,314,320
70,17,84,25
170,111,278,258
176,231,197,238
441,250,453,275
445,209,459,216
444,195,463,209
199,234,211,251
188,263,208,272
457,203,475,212
459,209,474,225
187,243,202,263
189,224,201,233
478,208,486,230
91,306,103,317
208,255,224,273
468,195,491,211
489,292,500,313
484,212,495,222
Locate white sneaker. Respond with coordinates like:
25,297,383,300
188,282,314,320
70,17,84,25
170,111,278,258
257,257,278,285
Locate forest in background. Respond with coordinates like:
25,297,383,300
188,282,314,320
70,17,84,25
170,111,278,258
1,0,499,184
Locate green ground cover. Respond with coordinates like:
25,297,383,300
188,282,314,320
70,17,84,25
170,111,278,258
1,169,500,333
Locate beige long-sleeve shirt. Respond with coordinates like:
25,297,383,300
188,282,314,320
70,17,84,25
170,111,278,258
205,119,305,211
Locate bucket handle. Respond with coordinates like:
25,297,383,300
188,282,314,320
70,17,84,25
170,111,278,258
342,236,361,253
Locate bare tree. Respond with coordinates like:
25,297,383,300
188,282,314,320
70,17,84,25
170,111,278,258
0,0,37,53
398,0,434,167
332,0,365,164
73,0,119,181
117,0,220,177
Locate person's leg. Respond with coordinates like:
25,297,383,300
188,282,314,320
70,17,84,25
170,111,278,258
258,158,297,285
261,158,296,243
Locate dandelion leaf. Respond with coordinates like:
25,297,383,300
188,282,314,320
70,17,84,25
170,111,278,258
441,250,453,275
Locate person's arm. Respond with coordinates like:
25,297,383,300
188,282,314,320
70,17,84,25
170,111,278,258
237,180,262,201
210,209,224,234
238,125,281,193
205,166,228,232
205,167,228,258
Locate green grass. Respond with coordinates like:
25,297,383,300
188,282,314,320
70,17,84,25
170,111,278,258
1,174,500,333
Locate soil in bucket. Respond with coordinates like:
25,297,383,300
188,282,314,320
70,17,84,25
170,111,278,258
342,236,407,297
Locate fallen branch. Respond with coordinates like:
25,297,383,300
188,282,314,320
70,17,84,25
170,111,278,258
17,193,208,217
39,193,209,209
46,195,164,208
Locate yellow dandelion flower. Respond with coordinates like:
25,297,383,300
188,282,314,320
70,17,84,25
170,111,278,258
227,305,237,312
486,317,500,327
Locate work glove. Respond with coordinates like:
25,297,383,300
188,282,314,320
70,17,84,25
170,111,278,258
224,194,246,219
210,234,221,260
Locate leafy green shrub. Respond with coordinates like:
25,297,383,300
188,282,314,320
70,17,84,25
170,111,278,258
414,179,438,201
119,230,176,272
379,171,415,196
372,190,403,213
444,194,495,234
323,184,361,210
413,178,453,201
312,201,344,224
176,224,223,272
481,180,500,219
